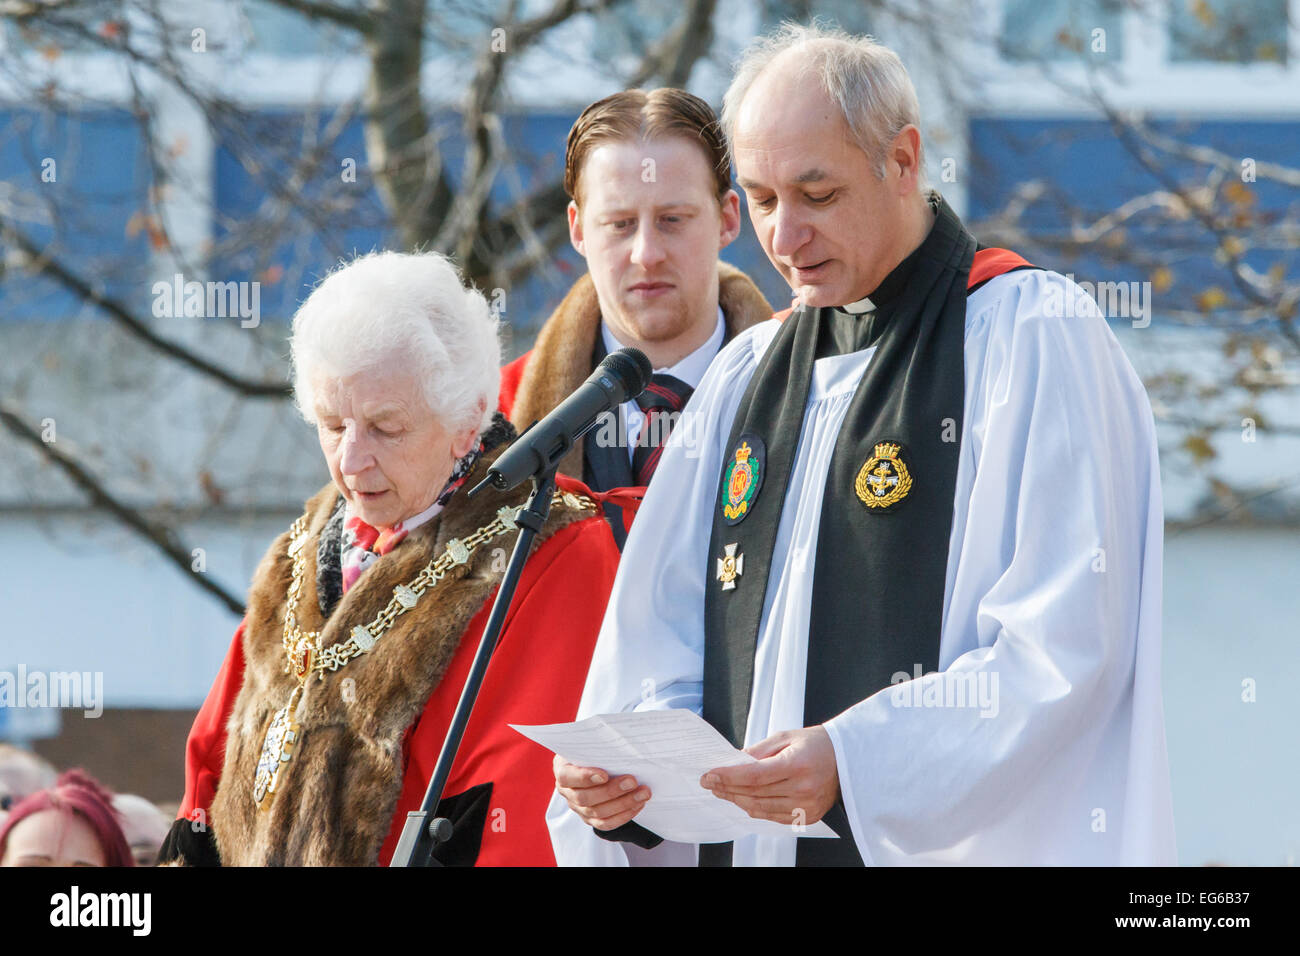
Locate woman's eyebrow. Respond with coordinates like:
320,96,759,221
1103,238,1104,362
364,404,407,422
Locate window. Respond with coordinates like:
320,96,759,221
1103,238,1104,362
1168,0,1288,64
1000,0,1124,62
239,0,365,57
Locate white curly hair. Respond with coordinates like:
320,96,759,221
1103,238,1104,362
289,250,500,437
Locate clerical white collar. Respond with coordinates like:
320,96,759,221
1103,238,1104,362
840,295,875,314
600,305,726,387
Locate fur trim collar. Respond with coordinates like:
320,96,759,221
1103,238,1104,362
208,449,599,865
508,263,773,477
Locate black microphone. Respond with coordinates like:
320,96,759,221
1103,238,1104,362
476,347,652,494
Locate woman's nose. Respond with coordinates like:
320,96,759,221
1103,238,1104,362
338,423,373,474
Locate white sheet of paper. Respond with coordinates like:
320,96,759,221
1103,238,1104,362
512,709,838,843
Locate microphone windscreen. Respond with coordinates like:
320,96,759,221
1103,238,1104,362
600,347,652,401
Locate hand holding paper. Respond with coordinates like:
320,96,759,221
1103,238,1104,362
552,756,651,832
698,725,842,827
514,709,837,844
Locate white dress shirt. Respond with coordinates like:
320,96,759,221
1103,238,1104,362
601,306,726,466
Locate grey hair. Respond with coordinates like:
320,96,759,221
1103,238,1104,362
721,21,924,180
290,250,500,437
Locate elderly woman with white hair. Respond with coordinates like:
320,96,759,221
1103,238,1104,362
160,251,620,866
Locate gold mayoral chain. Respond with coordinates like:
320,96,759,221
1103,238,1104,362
251,489,595,811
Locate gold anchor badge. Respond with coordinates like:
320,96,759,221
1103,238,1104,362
855,441,913,509
716,543,744,591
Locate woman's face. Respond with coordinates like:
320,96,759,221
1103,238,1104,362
313,360,478,529
1,809,107,867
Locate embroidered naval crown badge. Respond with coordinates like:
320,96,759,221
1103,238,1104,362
721,433,765,525
855,440,913,510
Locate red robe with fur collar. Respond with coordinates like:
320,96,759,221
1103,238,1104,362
178,474,619,867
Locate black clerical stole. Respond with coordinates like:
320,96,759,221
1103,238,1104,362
700,195,977,867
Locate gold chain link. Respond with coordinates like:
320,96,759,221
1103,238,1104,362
280,490,594,682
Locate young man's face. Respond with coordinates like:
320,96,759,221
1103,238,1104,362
732,69,922,309
568,136,741,361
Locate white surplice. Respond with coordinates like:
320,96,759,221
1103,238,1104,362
546,269,1178,866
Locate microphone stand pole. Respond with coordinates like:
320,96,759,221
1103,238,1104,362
390,465,558,867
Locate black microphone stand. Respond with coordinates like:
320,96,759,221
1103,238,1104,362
390,464,559,867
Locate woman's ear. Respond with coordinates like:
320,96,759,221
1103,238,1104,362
451,399,488,458
451,426,478,459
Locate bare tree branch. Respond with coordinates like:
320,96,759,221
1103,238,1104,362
0,0,80,19
1167,472,1300,534
1135,124,1300,188
0,401,247,615
263,0,372,34
0,220,292,398
361,0,453,252
1093,98,1300,354
440,0,609,277
460,0,718,285
1157,414,1300,437
624,0,716,88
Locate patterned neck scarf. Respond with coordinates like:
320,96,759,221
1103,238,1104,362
338,412,515,594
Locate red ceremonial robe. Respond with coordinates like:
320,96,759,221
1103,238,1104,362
177,475,620,866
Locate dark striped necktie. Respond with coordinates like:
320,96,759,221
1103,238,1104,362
632,373,693,486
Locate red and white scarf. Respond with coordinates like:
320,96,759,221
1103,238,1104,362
338,438,486,594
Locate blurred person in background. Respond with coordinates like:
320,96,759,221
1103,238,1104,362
0,768,134,867
159,250,620,866
112,793,172,867
0,744,57,829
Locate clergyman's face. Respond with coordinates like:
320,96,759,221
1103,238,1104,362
732,71,914,308
569,136,741,352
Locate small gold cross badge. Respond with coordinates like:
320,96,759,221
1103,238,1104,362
716,543,744,591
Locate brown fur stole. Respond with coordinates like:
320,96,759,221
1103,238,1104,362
208,455,598,866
